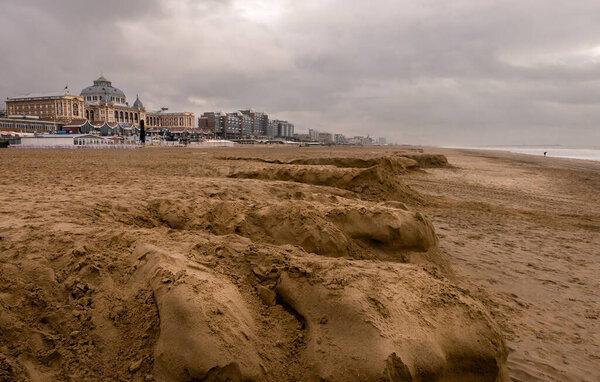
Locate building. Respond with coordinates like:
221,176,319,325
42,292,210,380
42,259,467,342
222,113,242,138
198,111,240,139
347,135,374,146
146,108,195,132
309,129,319,141
0,115,61,133
6,91,85,123
317,132,333,144
235,111,253,138
17,134,102,148
199,110,294,139
334,134,347,145
270,120,294,138
14,134,139,148
65,120,138,136
293,133,312,142
198,112,224,137
377,137,387,145
81,75,146,126
239,109,269,137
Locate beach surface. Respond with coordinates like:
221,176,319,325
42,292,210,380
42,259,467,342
0,146,597,381
406,148,600,381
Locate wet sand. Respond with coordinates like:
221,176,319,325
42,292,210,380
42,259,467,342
0,146,597,381
406,148,600,381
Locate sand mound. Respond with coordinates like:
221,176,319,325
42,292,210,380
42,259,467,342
229,162,423,203
133,197,449,271
398,153,449,168
219,155,420,171
131,244,262,381
287,156,419,170
196,235,508,381
275,258,508,381
0,148,510,381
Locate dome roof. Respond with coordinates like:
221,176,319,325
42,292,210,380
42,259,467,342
133,94,144,108
80,74,126,98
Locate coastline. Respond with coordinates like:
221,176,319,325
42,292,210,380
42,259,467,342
442,145,600,163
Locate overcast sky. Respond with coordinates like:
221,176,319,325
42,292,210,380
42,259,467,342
1,0,600,146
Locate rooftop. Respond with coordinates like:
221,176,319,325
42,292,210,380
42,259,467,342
7,91,74,100
147,110,191,116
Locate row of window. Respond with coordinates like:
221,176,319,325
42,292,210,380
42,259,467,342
9,101,80,117
85,95,125,103
85,110,140,123
3,123,52,130
147,116,192,127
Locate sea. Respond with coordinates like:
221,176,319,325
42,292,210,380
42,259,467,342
446,146,600,163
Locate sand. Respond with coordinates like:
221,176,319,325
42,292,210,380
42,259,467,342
405,148,600,381
0,145,597,381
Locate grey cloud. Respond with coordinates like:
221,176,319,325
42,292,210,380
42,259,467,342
1,0,600,146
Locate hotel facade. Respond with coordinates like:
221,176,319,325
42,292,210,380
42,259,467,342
4,74,195,134
146,108,195,131
5,92,85,123
80,75,146,126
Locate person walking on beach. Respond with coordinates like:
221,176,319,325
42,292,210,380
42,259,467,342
544,151,547,156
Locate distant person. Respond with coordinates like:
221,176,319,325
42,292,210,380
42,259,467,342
544,152,547,157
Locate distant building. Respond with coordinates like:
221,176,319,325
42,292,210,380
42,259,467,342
18,134,102,148
223,113,242,138
199,110,293,139
0,109,6,118
239,109,269,137
198,111,257,139
309,129,319,141
317,132,333,144
80,75,146,126
271,120,294,138
334,134,346,145
147,108,195,132
293,133,312,142
198,112,225,137
0,115,61,133
377,137,387,145
14,134,139,148
235,111,253,138
67,120,138,136
6,91,85,123
345,135,374,145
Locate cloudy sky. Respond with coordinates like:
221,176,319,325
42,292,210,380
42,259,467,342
1,0,600,146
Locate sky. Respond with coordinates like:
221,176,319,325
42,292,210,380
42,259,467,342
1,0,600,146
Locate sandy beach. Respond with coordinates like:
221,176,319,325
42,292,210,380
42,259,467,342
0,146,598,381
